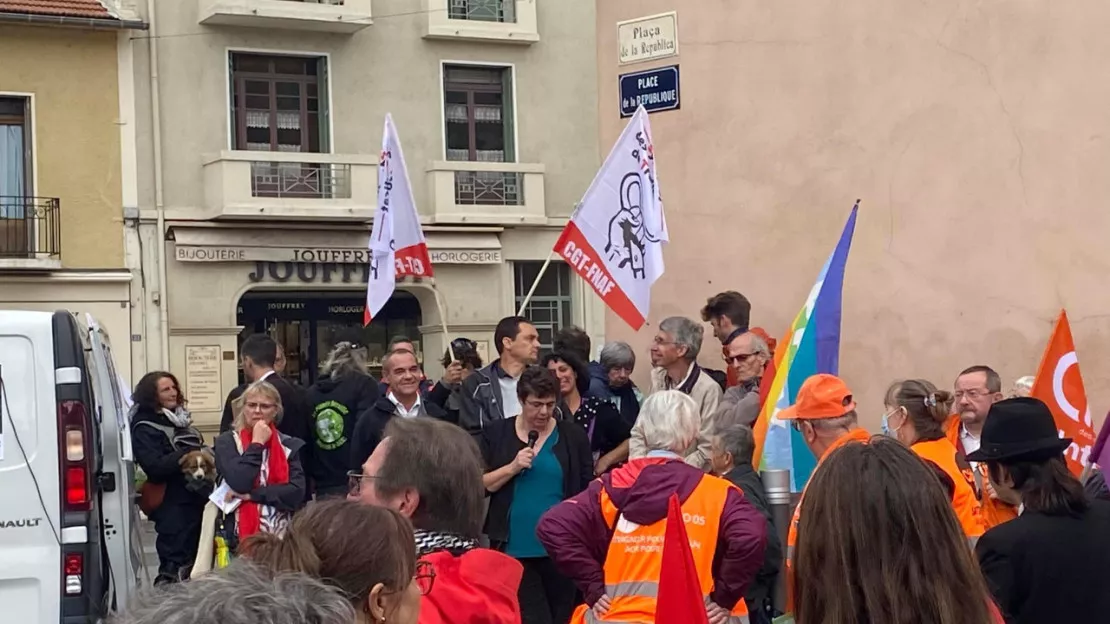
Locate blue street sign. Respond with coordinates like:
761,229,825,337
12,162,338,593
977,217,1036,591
619,65,680,118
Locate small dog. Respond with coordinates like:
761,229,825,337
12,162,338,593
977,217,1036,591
180,448,217,493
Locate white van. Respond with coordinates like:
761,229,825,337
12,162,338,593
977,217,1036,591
0,310,146,623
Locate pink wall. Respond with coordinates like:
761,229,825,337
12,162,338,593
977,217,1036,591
597,0,1110,431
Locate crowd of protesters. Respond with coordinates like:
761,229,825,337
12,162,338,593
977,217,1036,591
124,289,1110,624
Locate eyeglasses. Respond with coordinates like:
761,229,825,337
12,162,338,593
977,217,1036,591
414,560,436,596
347,470,380,495
245,401,277,411
724,352,759,366
525,399,557,412
651,337,675,346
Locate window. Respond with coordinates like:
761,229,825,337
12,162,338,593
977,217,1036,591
448,0,515,23
0,96,31,203
443,64,514,162
230,53,329,153
514,261,573,353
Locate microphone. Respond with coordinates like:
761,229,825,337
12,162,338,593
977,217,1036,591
527,431,539,449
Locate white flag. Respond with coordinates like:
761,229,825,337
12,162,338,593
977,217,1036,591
553,106,667,329
365,114,433,325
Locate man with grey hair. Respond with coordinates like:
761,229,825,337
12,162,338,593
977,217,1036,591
630,316,722,470
598,340,643,427
714,331,771,429
709,424,782,624
113,562,355,624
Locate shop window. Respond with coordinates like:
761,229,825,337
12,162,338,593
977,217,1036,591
443,64,514,163
513,261,573,354
236,291,422,386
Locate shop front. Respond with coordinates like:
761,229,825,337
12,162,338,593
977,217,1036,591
163,223,599,434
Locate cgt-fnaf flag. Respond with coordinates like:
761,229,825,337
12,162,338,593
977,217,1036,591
365,114,433,326
553,105,667,329
1030,310,1097,475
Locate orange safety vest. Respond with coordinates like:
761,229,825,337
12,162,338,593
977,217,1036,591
570,474,749,624
911,438,985,539
944,416,1019,529
785,427,871,612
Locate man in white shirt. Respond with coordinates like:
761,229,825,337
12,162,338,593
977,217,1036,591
953,365,1005,457
350,348,447,469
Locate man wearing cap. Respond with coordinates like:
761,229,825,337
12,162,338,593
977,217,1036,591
971,397,1110,623
778,373,870,610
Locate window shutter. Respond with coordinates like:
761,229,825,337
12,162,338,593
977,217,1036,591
501,68,516,162
318,57,331,153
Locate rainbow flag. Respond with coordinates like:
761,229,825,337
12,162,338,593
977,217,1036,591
752,202,859,492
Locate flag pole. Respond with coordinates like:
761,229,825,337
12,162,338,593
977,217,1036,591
428,278,457,362
515,251,556,316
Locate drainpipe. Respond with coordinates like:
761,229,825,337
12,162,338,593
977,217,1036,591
146,0,170,369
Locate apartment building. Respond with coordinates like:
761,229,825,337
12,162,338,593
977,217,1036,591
0,0,145,382
596,2,1110,422
131,0,601,430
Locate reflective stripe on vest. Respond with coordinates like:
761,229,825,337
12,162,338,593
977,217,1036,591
592,474,748,621
576,585,752,624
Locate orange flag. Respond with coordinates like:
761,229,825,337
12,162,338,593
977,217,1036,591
1030,310,1097,475
655,494,710,624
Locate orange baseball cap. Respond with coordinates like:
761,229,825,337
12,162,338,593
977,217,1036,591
778,374,857,420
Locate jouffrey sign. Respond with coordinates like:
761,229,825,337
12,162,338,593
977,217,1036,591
617,12,678,65
176,245,502,265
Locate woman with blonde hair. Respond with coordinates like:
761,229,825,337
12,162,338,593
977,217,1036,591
245,499,429,624
307,338,381,498
795,438,1003,624
214,380,307,547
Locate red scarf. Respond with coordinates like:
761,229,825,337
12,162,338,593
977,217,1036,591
236,423,290,539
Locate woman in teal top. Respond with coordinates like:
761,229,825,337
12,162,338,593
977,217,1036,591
482,366,593,624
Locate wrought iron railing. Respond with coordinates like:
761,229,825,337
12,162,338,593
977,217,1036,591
250,161,352,199
448,0,515,23
0,196,60,259
454,170,523,206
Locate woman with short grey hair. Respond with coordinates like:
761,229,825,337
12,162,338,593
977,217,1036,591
598,341,643,427
114,562,357,624
632,391,700,458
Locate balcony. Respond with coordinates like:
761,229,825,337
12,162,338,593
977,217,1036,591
0,197,61,268
197,0,372,33
202,151,378,221
424,0,538,44
427,161,545,224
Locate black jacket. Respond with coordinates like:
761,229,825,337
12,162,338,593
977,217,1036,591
977,499,1110,623
305,374,380,489
130,406,209,515
349,396,449,471
219,374,313,475
722,464,783,623
479,416,592,546
459,360,514,436
425,381,460,425
213,431,307,512
566,396,631,458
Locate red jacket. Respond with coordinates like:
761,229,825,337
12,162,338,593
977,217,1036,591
418,548,523,624
536,457,767,609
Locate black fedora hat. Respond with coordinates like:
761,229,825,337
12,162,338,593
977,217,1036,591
966,397,1072,463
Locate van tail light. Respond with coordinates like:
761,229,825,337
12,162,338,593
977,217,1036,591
63,552,83,595
58,400,92,512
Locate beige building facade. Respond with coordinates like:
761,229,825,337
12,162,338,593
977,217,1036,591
0,2,145,383
597,2,1110,428
132,0,602,432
